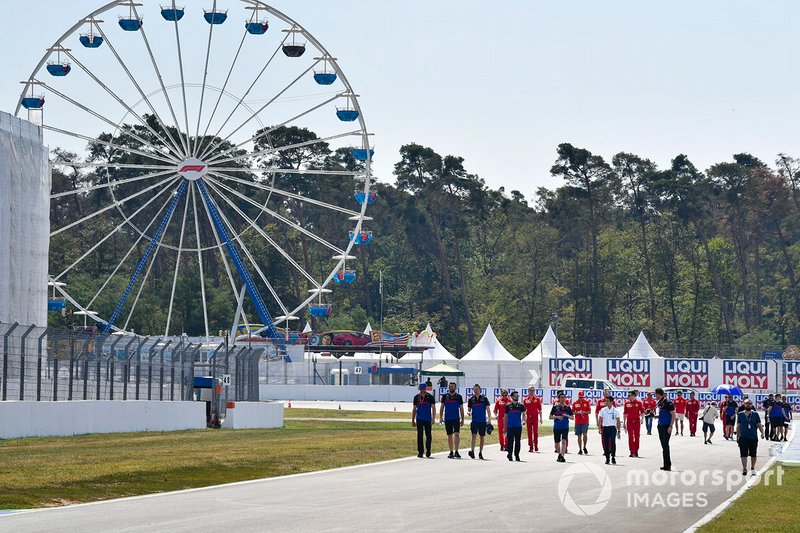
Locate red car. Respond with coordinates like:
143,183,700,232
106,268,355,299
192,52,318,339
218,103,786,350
310,331,372,347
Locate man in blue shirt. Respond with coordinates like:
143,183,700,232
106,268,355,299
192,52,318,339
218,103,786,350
549,392,574,463
655,388,675,471
505,390,526,462
412,384,436,458
769,394,786,442
736,398,765,476
439,381,465,459
467,383,491,460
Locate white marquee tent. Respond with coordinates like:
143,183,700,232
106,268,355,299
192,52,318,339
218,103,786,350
622,331,663,359
461,324,518,361
522,325,573,362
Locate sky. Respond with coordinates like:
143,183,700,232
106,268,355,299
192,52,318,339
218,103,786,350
1,0,798,200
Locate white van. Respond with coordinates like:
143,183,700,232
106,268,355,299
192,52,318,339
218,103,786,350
563,378,618,391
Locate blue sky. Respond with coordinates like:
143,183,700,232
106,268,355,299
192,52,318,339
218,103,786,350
1,0,798,198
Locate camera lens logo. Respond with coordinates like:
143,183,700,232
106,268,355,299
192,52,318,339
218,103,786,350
557,463,613,516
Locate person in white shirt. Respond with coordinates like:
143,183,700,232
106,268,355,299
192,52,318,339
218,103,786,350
701,401,719,445
598,396,622,464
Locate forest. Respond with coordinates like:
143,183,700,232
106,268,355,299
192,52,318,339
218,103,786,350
47,116,800,358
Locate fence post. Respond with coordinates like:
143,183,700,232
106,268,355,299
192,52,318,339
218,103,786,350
159,341,165,401
36,328,48,401
67,329,75,401
122,337,136,400
136,336,149,400
165,340,174,401
150,341,163,400
2,322,20,401
18,324,36,401
177,341,186,401
81,338,91,400
189,344,201,401
95,333,105,400
108,336,124,401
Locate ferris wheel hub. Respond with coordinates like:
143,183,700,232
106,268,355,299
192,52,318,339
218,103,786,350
177,157,208,181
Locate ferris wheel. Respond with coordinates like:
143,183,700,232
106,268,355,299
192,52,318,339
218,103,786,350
17,0,376,338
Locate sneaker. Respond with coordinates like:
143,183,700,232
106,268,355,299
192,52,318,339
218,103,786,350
629,454,634,458
529,448,534,453
448,452,454,459
751,469,756,476
535,447,539,452
468,450,475,459
557,455,565,463
611,457,616,464
742,469,747,476
578,450,583,455
507,455,513,462
708,439,712,444
583,448,588,454
660,467,671,471
426,451,431,458
418,453,423,458
454,451,461,459
479,453,484,460
515,456,521,462
605,458,610,464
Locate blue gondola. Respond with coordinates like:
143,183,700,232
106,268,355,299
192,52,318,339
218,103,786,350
46,62,71,77
21,96,45,110
48,299,67,312
354,192,378,205
204,10,228,24
352,148,374,161
79,34,104,48
333,270,357,285
314,72,337,85
119,17,143,31
283,44,306,57
309,304,332,318
161,7,185,21
246,21,268,34
349,231,374,245
336,109,359,122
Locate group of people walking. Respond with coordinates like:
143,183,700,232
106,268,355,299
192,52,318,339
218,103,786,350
411,383,792,474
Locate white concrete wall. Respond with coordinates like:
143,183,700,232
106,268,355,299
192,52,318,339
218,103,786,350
261,384,423,402
223,401,283,429
0,401,206,439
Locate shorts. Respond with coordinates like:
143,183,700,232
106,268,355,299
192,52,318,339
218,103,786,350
445,419,461,435
554,428,569,443
738,437,758,458
574,423,589,436
725,415,736,426
702,422,715,433
470,421,487,436
771,416,785,429
676,413,685,421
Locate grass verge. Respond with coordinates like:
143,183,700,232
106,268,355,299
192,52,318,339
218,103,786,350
698,465,799,533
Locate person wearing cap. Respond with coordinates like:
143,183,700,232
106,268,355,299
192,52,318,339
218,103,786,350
722,395,739,440
412,383,436,458
439,381,465,459
505,390,526,461
642,392,657,435
735,398,765,476
673,391,688,436
549,393,574,463
655,387,675,471
572,390,592,455
523,387,543,453
762,393,775,440
598,396,622,464
701,400,719,444
467,384,491,459
686,392,701,437
494,388,512,451
623,390,643,457
769,394,786,442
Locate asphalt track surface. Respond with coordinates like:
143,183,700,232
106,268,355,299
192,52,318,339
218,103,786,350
0,420,775,533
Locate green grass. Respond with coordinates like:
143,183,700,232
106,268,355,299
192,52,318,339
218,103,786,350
286,407,410,419
3,419,541,509
698,465,800,533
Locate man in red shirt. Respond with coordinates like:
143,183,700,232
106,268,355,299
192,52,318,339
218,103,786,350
572,391,592,455
673,391,688,436
623,390,644,457
642,392,657,435
523,387,543,452
494,388,512,451
686,391,701,437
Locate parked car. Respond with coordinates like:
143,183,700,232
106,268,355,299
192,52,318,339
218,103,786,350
310,331,372,347
563,378,618,391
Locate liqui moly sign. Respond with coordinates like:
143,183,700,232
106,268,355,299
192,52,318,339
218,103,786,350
665,359,709,388
606,359,650,387
787,362,800,391
548,359,592,387
723,360,768,390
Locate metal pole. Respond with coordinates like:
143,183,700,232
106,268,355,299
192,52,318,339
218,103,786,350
137,336,150,400
122,337,136,400
159,342,165,401
82,338,91,400
36,328,48,401
19,324,36,401
159,340,171,401
95,332,105,400
2,322,19,401
108,336,123,400
68,329,75,401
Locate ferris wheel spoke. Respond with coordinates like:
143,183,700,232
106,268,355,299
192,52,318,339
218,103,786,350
212,92,342,158
54,176,181,280
165,188,191,337
192,0,219,157
207,129,360,166
204,173,344,254
51,168,178,200
201,181,291,315
210,166,364,177
198,59,322,161
212,170,360,217
55,161,174,171
38,81,179,161
203,177,319,289
62,50,186,160
130,4,191,157
44,126,180,167
92,22,187,159
195,30,291,158
51,175,178,237
170,1,192,159
190,186,210,338
85,182,180,310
